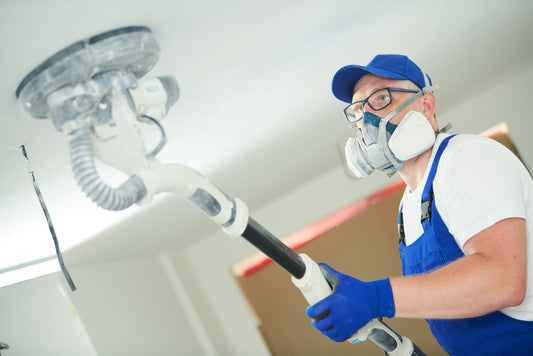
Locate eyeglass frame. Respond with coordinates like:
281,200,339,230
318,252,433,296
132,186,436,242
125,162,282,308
343,87,420,125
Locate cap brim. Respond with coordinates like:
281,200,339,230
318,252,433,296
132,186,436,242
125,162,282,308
331,65,410,103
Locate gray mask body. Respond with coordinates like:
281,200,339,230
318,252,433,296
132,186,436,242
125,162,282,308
358,112,402,175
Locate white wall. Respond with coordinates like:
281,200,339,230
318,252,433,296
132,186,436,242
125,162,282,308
69,257,207,356
0,274,97,356
438,60,533,171
0,64,532,356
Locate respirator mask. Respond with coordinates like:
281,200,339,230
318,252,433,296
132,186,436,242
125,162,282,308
345,85,436,178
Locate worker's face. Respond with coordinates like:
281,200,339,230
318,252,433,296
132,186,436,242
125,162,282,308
351,74,425,129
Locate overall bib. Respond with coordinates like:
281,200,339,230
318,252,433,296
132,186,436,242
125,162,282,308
398,135,533,355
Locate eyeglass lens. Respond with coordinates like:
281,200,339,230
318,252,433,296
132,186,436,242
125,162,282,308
345,88,392,123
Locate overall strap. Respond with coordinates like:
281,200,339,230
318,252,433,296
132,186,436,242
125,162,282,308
398,134,457,245
421,135,457,202
420,135,457,222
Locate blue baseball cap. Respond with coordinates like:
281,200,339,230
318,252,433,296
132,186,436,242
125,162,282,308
331,54,432,103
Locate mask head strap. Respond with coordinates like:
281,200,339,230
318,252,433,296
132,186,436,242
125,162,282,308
382,78,434,123
378,74,434,170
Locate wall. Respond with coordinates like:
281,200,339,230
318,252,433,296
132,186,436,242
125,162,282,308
0,274,97,356
0,64,532,355
439,60,533,170
69,257,207,356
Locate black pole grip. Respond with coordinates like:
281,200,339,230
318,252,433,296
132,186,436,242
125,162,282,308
241,217,306,279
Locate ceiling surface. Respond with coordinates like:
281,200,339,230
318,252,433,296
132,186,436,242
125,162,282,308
1,0,532,272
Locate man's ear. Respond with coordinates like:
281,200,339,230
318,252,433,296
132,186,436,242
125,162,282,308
422,92,437,119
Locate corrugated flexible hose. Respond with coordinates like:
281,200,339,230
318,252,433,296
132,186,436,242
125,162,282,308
68,127,147,211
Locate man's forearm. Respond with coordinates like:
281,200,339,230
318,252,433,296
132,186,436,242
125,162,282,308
390,218,527,320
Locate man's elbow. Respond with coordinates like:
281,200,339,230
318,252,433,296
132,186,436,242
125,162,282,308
501,277,527,308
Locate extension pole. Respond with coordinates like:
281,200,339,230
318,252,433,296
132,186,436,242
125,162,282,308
241,217,306,278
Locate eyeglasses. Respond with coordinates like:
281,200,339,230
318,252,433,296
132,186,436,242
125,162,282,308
343,87,419,125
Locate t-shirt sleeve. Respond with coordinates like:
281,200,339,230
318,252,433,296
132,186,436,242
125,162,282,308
434,135,527,249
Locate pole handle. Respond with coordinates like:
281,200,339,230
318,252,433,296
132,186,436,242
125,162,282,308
292,254,425,356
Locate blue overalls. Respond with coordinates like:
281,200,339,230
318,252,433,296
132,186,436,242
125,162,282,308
398,135,533,355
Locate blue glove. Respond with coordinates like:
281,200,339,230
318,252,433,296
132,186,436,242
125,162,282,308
306,264,395,342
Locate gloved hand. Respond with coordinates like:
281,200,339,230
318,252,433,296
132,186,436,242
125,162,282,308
305,264,395,342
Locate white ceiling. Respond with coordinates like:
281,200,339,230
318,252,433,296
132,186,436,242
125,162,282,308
1,0,532,272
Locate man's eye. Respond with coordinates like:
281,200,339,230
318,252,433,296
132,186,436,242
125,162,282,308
378,94,390,102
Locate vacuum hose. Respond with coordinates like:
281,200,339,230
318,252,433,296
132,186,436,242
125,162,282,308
68,127,147,210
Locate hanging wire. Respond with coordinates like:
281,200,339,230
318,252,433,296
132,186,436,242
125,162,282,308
20,145,77,291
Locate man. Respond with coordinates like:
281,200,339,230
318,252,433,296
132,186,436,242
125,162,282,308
306,54,533,355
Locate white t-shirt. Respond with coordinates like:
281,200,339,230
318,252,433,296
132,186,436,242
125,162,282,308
400,133,533,321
